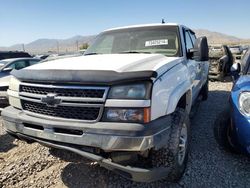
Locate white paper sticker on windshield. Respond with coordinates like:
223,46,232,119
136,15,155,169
145,39,168,47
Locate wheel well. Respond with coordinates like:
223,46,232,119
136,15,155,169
177,94,186,110
176,91,192,113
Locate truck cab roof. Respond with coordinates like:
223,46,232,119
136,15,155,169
104,23,195,34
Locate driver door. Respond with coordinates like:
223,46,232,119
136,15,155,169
184,29,203,103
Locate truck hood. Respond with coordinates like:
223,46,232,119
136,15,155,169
26,54,181,73
12,54,183,84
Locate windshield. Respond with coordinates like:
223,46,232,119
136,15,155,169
0,59,12,65
85,26,182,57
0,60,12,68
230,46,241,51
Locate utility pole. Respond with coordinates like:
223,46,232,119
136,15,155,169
76,40,79,52
56,41,59,54
22,44,25,52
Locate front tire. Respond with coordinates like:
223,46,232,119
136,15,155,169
150,108,190,182
213,108,240,153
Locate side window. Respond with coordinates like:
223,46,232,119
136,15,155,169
189,32,197,46
184,30,193,52
8,60,28,70
29,60,40,66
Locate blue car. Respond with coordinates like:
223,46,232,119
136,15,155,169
214,48,250,154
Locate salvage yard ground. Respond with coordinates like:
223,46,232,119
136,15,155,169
1,81,250,188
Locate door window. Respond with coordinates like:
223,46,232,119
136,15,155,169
8,60,28,70
184,30,194,52
189,32,197,46
29,60,40,66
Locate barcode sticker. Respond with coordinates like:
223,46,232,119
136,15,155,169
145,39,168,47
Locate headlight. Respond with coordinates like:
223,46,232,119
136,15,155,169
239,92,250,116
8,77,21,109
103,108,150,123
9,77,21,91
108,83,151,99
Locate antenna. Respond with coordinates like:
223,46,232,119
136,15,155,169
161,19,165,24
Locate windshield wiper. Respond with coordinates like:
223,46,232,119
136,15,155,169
84,52,102,56
118,51,151,54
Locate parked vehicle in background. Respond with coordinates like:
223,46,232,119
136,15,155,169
242,46,249,57
79,49,86,54
209,45,234,81
41,53,82,62
2,23,209,182
0,58,41,109
35,54,50,60
229,45,243,55
209,46,221,52
0,51,31,60
229,45,245,64
214,48,250,155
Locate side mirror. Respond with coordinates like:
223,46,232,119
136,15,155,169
2,67,13,72
189,37,209,61
230,63,241,81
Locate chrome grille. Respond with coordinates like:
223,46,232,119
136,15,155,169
19,83,109,122
22,100,100,120
20,85,105,98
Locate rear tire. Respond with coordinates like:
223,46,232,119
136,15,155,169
150,108,190,182
213,108,240,153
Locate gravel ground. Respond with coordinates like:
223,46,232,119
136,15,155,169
1,81,250,188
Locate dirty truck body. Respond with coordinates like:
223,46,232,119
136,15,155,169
2,23,209,182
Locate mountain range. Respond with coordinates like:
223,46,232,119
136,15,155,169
0,29,249,54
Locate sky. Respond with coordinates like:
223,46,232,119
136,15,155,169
1,0,250,46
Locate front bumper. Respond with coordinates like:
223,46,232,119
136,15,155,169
230,88,250,154
6,131,171,182
2,106,172,182
2,106,171,152
231,106,250,154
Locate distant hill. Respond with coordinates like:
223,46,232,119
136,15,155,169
0,35,95,54
194,29,244,45
0,29,249,54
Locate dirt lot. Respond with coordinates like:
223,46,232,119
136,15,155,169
1,81,250,188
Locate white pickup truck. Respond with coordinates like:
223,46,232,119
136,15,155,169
2,23,209,182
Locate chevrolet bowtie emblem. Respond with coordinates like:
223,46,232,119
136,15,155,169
41,93,61,107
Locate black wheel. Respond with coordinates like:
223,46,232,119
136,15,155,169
213,108,240,153
150,108,190,182
200,79,209,101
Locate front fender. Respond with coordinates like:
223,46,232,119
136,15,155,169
151,63,192,120
166,80,192,114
